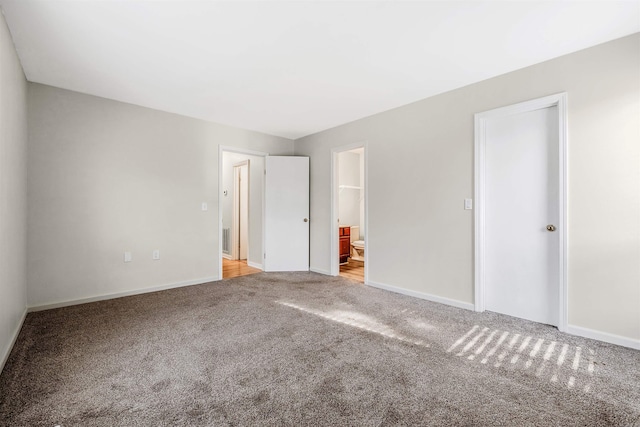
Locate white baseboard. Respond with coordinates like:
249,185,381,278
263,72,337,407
366,280,475,311
310,267,332,276
247,261,263,270
222,254,232,260
566,324,640,350
366,280,639,350
27,277,219,312
1,307,27,374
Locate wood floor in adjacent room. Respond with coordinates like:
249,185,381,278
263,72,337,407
339,259,364,283
223,258,261,279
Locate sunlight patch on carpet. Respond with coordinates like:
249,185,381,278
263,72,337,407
447,325,596,393
276,300,430,348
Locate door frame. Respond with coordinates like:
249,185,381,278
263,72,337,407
330,142,368,283
232,160,249,261
218,146,268,280
474,93,568,331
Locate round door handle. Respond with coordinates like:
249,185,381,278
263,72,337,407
303,218,309,223
546,224,556,232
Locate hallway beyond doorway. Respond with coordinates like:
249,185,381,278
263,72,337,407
223,258,260,279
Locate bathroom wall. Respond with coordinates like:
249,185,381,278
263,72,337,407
221,151,265,268
338,151,361,233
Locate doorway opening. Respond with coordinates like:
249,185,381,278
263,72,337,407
219,147,267,280
332,144,367,283
474,93,568,331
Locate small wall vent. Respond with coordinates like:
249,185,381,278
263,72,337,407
223,228,231,254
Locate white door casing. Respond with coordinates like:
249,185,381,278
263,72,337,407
231,166,240,260
232,162,249,261
264,156,310,272
231,159,250,260
238,163,249,260
475,93,568,331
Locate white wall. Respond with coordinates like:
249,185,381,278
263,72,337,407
338,151,361,230
27,84,293,307
0,12,28,369
295,34,640,344
221,151,265,267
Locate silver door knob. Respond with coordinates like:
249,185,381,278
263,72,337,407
546,224,556,232
303,218,308,223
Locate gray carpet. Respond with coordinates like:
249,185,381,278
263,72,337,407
1,272,639,426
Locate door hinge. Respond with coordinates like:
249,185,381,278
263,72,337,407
264,253,266,259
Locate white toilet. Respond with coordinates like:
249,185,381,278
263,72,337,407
350,226,365,261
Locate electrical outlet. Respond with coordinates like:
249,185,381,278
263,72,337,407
464,198,473,210
153,250,160,260
124,251,132,262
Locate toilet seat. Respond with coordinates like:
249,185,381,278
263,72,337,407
352,240,365,248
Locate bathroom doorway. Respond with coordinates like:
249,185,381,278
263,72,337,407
331,144,367,283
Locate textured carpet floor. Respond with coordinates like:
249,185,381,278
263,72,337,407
1,272,639,426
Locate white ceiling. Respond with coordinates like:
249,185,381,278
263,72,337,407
1,1,638,139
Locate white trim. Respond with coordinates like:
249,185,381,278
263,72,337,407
27,277,218,313
0,307,27,374
566,325,640,350
310,267,332,276
474,93,568,331
366,280,475,311
231,166,240,260
222,253,232,260
232,160,250,261
363,145,369,284
557,95,569,333
218,146,269,281
247,260,263,270
331,142,368,283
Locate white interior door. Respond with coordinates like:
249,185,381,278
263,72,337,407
264,156,309,271
484,106,559,326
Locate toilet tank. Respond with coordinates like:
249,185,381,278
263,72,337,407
350,226,359,243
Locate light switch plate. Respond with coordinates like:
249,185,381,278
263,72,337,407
124,251,132,262
153,250,160,260
464,199,473,210
201,202,208,211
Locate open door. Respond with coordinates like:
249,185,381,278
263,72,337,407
264,156,309,271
